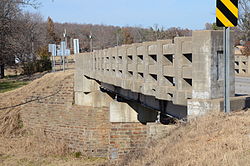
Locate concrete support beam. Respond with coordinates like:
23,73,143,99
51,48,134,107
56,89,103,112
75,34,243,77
110,100,158,123
188,96,250,116
75,91,113,108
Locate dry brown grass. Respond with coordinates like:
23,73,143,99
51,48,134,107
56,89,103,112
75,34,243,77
4,67,23,76
0,115,107,166
0,70,107,166
0,107,107,166
0,132,107,166
126,111,250,166
0,70,73,110
1,70,250,165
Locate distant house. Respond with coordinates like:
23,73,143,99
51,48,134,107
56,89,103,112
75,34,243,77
235,46,244,55
235,41,250,56
234,41,250,75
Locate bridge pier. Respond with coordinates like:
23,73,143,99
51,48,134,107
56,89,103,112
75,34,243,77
110,100,158,124
188,30,235,116
74,53,113,107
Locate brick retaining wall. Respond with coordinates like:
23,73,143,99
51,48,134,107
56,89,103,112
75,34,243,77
20,73,175,159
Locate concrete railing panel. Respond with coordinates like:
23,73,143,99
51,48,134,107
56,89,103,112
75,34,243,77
76,30,235,107
235,55,250,76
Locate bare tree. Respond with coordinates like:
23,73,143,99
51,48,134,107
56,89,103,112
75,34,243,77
239,0,250,41
0,0,38,78
14,12,44,62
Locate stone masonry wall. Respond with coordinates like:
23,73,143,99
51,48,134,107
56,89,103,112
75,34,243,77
20,73,172,159
21,74,111,157
109,123,147,159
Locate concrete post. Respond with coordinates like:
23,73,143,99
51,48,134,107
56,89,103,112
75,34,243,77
142,43,149,95
173,37,192,105
192,30,235,100
129,44,139,93
121,45,130,89
155,40,173,101
74,53,103,106
188,30,235,116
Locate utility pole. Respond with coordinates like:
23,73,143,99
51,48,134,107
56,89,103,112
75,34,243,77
53,44,56,72
89,31,93,52
64,29,67,48
116,32,119,46
31,29,34,61
63,29,66,72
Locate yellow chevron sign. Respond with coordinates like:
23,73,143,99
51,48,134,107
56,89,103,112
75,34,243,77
216,0,238,27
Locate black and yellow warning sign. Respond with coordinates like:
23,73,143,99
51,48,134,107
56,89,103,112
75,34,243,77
216,0,238,27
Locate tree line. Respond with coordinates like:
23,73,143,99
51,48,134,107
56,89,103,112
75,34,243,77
0,1,191,78
51,22,191,52
0,0,249,78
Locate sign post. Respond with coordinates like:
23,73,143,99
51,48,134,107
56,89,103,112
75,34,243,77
224,27,231,113
63,29,67,72
73,39,80,54
48,44,57,72
73,39,80,62
61,41,66,72
216,0,238,113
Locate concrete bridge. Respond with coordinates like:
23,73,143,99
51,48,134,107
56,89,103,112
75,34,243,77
74,30,249,124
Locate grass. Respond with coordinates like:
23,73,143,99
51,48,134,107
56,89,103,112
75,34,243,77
0,155,107,166
124,111,250,166
0,79,29,93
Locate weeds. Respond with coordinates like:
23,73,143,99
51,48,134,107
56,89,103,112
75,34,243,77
74,152,82,158
126,111,250,166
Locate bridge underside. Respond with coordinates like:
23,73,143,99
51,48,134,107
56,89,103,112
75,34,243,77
100,81,187,119
75,75,187,124
74,75,250,125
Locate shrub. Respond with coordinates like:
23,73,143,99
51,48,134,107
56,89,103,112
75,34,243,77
22,57,52,75
74,152,82,158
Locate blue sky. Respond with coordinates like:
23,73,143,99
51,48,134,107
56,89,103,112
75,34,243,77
28,0,216,30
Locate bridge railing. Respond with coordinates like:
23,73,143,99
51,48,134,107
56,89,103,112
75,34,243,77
77,30,235,106
235,54,250,76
